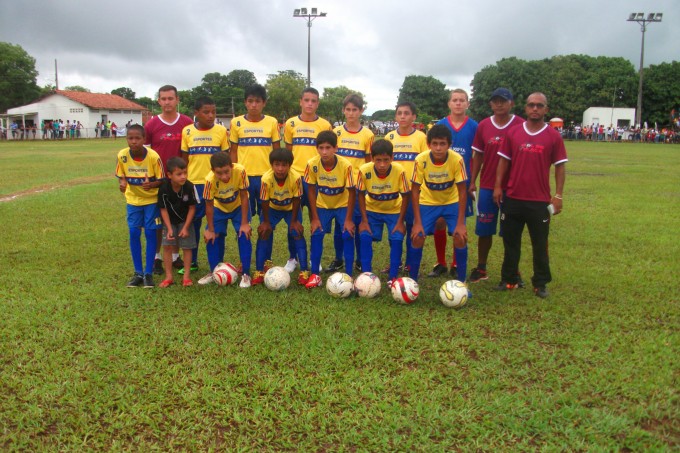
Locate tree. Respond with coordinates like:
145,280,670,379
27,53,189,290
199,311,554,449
64,85,90,92
265,70,306,122
111,87,136,100
191,72,245,115
225,69,258,91
0,42,40,112
318,86,365,124
370,109,395,122
642,61,680,126
136,96,155,112
397,75,449,120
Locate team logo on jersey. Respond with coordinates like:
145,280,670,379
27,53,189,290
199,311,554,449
488,136,503,145
520,143,545,154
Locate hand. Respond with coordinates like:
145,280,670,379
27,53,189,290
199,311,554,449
552,196,563,215
142,174,151,191
310,218,322,234
257,221,272,240
411,223,424,241
290,220,304,237
358,220,371,235
453,224,468,245
178,227,189,238
343,220,355,237
239,223,252,241
119,178,127,193
166,229,175,241
468,182,477,200
204,230,216,244
493,187,503,207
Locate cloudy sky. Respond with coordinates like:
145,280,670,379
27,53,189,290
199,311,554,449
1,0,676,114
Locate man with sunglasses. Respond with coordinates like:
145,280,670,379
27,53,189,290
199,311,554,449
493,93,567,298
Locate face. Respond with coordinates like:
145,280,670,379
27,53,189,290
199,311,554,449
272,161,290,180
372,154,392,175
194,104,216,128
245,96,266,116
158,90,179,114
167,167,188,185
126,129,145,151
300,93,319,115
428,137,450,162
343,103,363,123
448,92,469,116
317,142,337,165
213,165,232,184
489,97,513,116
525,94,549,121
395,106,416,128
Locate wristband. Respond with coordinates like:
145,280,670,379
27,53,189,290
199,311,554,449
554,194,563,199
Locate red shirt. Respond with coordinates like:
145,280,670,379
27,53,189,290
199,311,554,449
499,123,568,202
144,113,193,168
472,115,524,190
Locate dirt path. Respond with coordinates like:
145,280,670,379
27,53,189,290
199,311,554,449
0,174,110,202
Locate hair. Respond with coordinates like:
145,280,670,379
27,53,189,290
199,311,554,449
126,124,145,137
210,151,232,169
449,88,469,101
371,139,393,157
316,130,337,147
302,87,320,98
194,96,215,111
166,156,187,173
269,147,294,165
427,124,452,145
396,101,417,115
342,93,364,109
245,84,268,101
158,85,178,96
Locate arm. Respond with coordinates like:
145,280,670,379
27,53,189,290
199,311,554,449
160,207,174,240
238,189,252,240
453,181,468,246
118,176,127,193
230,142,239,164
257,200,272,240
410,183,423,240
469,151,483,198
357,191,371,234
552,162,566,214
344,188,356,235
204,200,216,244
493,157,510,207
307,184,322,233
290,197,304,237
179,205,196,238
392,193,409,235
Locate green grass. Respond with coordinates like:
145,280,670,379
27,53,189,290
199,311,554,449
0,140,678,450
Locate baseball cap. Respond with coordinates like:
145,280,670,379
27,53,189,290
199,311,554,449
489,88,513,101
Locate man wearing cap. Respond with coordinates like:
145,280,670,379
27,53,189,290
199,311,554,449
493,92,567,298
468,88,525,283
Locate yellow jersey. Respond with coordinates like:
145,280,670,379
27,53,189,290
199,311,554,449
412,150,467,206
203,163,249,214
115,147,164,206
260,169,303,212
384,128,428,177
333,125,374,179
229,115,281,177
356,162,410,214
181,123,229,185
304,154,354,210
284,115,333,174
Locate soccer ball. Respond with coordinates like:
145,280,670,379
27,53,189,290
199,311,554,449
439,279,469,308
212,262,239,286
326,272,354,298
264,266,290,291
354,272,381,298
390,277,420,304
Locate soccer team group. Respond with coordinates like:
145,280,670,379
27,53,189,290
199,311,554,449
116,83,567,298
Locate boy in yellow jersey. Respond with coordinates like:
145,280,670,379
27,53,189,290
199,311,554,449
229,84,281,220
410,125,469,295
356,139,410,285
115,124,165,288
328,93,374,273
252,148,310,286
304,130,356,288
199,152,253,288
384,101,428,274
180,97,229,273
283,87,332,272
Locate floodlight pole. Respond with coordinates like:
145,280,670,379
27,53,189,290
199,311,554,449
627,12,663,128
293,7,327,87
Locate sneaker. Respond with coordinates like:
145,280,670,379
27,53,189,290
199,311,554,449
153,258,164,275
172,257,184,270
326,259,344,273
427,263,448,277
126,272,144,288
381,262,404,274
354,261,362,272
534,286,549,298
198,273,215,285
159,279,174,288
517,273,526,289
469,268,489,283
239,274,252,288
263,260,274,272
143,274,155,288
297,270,310,285
178,262,199,275
251,271,265,286
402,264,411,275
387,279,394,289
182,279,193,287
449,266,458,277
494,281,519,291
305,273,322,289
284,258,298,273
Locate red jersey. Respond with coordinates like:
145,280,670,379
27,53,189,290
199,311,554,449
499,123,568,202
472,115,524,190
144,113,194,168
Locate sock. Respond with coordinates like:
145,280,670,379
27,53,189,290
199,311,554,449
455,246,468,282
477,263,487,271
255,238,267,271
266,235,274,264
192,218,202,265
408,247,423,281
405,223,413,266
451,243,457,269
155,252,162,260
342,230,355,275
333,221,343,261
206,234,225,272
287,233,296,260
389,239,403,281
434,229,447,266
294,235,308,271
238,233,252,276
172,253,179,261
144,229,157,274
359,231,373,273
129,228,143,274
354,224,361,265
311,233,323,274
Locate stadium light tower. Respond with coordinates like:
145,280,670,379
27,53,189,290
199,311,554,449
627,12,663,128
293,7,327,87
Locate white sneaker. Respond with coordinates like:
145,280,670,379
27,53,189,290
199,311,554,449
284,258,298,273
239,274,252,288
310,261,323,272
198,273,214,285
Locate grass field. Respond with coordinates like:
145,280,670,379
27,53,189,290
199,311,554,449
0,138,678,450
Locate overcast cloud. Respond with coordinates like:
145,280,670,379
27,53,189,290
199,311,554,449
1,0,677,113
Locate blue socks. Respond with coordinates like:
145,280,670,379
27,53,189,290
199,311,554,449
129,227,158,274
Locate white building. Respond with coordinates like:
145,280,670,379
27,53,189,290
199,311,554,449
582,107,635,129
2,90,148,139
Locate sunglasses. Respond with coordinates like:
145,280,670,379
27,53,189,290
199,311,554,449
526,103,546,109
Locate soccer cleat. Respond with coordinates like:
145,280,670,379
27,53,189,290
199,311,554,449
401,264,411,275
326,259,344,273
354,261,362,272
381,262,404,274
182,279,193,287
494,281,519,291
427,263,448,277
305,273,322,289
153,258,164,275
449,266,458,277
297,270,311,285
251,271,265,286
178,262,199,275
469,268,489,283
263,260,274,272
198,273,215,285
534,286,549,298
284,258,298,273
387,279,394,289
126,272,144,288
159,279,174,288
517,273,526,289
172,257,184,270
239,274,252,288
143,274,155,288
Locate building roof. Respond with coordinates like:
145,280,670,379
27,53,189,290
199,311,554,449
55,90,147,111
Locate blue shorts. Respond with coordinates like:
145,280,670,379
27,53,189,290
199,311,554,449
316,207,348,235
194,183,206,220
300,179,310,209
127,203,161,230
213,207,251,236
269,208,303,232
366,211,404,242
475,188,501,237
420,203,459,236
248,176,262,218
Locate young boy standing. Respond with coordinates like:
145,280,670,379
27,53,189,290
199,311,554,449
304,130,356,288
200,152,253,288
157,157,199,287
115,124,165,288
253,148,309,286
356,139,410,285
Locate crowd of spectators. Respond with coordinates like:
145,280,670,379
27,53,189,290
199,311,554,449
555,123,678,143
